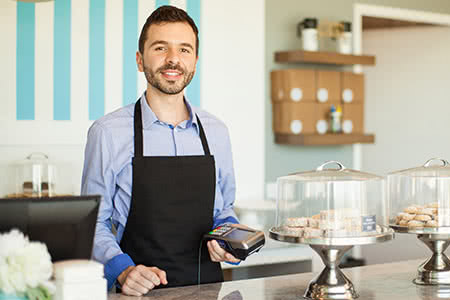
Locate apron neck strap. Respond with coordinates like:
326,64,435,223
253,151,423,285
196,115,211,156
134,99,144,157
134,99,212,157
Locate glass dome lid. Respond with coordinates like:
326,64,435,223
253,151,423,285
279,161,383,182
389,158,450,178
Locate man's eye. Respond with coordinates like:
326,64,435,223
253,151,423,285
181,48,191,53
155,47,165,51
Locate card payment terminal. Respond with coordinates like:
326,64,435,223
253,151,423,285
203,225,265,260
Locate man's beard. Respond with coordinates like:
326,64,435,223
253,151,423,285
143,62,195,95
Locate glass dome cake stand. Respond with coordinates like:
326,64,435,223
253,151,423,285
269,161,394,300
270,226,393,300
389,158,450,286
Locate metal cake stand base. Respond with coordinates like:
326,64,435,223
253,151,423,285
304,245,358,300
414,234,450,285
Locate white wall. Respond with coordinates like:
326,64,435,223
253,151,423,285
0,0,265,202
362,26,450,175
361,26,450,264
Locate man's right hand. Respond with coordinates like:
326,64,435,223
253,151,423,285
117,265,168,296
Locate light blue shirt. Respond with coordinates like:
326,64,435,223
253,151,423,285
81,94,238,289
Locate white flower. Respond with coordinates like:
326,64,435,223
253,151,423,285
0,229,28,258
0,229,54,296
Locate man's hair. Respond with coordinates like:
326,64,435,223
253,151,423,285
138,5,199,56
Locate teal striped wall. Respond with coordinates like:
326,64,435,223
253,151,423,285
16,2,35,120
14,0,202,121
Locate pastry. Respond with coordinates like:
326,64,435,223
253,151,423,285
286,217,308,227
308,218,319,229
403,213,416,221
425,220,439,227
399,219,409,226
419,208,435,216
407,220,424,228
414,214,432,222
404,206,419,214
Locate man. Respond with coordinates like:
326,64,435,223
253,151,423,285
81,5,241,296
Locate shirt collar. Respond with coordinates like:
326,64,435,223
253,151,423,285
140,92,199,135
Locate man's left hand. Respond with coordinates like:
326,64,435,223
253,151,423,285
206,239,240,263
206,223,250,264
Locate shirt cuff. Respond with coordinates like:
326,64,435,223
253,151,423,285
213,216,239,229
104,253,135,290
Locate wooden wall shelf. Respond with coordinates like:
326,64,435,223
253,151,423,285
275,133,375,146
274,50,375,66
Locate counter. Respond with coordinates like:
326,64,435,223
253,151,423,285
108,259,447,300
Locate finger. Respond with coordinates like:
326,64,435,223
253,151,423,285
206,241,219,261
224,253,240,263
127,269,155,291
125,273,153,295
211,240,228,259
211,240,240,263
150,267,168,285
207,241,222,262
121,281,145,297
137,265,161,286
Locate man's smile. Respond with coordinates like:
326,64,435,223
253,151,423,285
161,69,183,80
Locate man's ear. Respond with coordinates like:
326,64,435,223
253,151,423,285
136,51,144,72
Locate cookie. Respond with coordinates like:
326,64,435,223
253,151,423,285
286,217,308,227
404,206,419,214
414,214,432,222
308,218,319,229
425,220,439,227
399,219,409,226
419,208,435,216
408,220,424,228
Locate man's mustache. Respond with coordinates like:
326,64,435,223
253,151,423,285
157,64,185,74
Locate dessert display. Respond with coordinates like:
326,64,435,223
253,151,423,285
393,203,450,229
281,208,380,238
11,153,57,198
270,161,393,299
388,158,450,285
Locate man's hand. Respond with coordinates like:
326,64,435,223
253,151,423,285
207,224,248,264
117,265,168,296
206,239,240,263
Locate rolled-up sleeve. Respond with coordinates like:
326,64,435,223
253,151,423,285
81,122,135,289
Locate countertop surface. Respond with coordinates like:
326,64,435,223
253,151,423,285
108,258,447,300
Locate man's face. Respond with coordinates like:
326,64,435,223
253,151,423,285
137,22,198,95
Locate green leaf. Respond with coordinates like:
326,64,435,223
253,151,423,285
25,287,52,300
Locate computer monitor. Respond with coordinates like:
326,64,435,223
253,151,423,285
0,195,100,262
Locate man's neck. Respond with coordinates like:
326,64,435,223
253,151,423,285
145,87,190,127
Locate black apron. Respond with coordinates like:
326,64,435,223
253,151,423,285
119,99,223,289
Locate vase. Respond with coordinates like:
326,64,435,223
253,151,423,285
0,292,27,300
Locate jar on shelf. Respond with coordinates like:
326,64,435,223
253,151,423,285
337,21,352,54
298,18,319,52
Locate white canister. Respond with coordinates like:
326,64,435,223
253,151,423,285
337,21,352,54
298,18,318,52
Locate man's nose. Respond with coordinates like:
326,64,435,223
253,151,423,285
165,48,180,65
